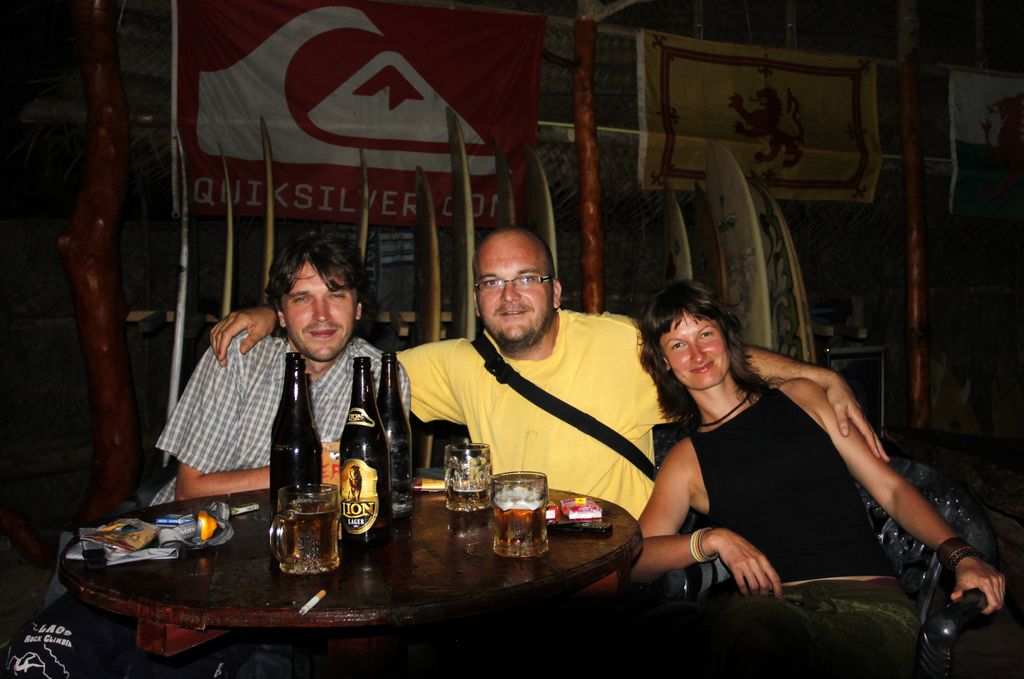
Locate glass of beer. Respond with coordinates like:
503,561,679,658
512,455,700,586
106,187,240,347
269,484,340,574
492,472,548,558
444,443,492,512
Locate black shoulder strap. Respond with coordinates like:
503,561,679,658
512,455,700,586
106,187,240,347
470,334,655,481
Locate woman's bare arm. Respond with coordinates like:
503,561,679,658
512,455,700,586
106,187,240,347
781,378,1005,613
634,439,781,597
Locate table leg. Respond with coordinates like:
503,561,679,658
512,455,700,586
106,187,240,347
136,619,228,656
327,632,406,677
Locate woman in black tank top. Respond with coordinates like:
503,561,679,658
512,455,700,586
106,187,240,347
632,280,1004,678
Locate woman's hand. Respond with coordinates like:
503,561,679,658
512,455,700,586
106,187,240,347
210,306,277,366
703,527,782,598
953,557,1006,614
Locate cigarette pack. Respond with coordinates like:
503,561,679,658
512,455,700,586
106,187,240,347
560,497,602,521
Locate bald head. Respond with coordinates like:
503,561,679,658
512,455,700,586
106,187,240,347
472,226,562,360
473,226,556,280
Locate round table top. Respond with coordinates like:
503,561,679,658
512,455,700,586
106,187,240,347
60,488,641,631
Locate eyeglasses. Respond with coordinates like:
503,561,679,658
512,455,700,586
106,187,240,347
473,275,552,292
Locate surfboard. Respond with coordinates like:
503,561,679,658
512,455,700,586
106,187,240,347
523,145,558,276
414,167,442,468
447,108,476,339
493,141,515,229
704,140,772,349
169,133,190,425
748,176,816,363
690,184,728,301
357,147,370,263
414,168,442,348
662,185,692,281
218,147,235,319
259,117,275,305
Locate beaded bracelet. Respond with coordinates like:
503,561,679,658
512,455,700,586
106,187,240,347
689,527,715,563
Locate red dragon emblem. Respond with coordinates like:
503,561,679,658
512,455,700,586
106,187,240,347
979,92,1024,198
729,87,805,168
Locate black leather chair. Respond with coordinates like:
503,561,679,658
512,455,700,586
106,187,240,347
856,454,997,679
641,454,997,679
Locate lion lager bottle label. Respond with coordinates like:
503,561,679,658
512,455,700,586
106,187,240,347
339,459,380,535
346,407,375,428
338,356,392,547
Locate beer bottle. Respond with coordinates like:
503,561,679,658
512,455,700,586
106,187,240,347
377,352,412,519
338,356,392,547
269,353,322,504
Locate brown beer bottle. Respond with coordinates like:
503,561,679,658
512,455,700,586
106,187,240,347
269,352,322,504
338,356,392,547
377,352,412,519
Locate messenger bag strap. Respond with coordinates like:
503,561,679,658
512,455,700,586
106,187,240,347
470,334,655,481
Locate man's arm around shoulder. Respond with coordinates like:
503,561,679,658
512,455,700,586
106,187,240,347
746,346,886,459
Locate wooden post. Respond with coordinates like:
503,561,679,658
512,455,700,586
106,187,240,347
58,0,140,523
898,0,930,429
785,0,797,48
573,16,604,313
974,0,985,68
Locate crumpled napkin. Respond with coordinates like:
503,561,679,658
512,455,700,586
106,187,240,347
67,501,235,566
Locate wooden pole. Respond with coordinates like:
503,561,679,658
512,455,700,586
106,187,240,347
59,0,140,522
785,0,797,48
898,0,930,429
974,0,985,68
573,17,604,313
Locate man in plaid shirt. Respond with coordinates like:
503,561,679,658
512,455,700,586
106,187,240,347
152,231,408,504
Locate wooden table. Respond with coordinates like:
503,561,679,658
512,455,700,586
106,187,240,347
60,489,641,674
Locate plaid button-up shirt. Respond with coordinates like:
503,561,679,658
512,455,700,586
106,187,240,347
152,334,410,505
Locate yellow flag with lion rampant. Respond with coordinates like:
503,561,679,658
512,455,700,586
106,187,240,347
638,31,880,202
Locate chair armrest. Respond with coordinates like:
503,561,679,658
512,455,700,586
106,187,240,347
915,588,987,679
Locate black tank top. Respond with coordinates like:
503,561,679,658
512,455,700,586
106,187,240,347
692,389,893,583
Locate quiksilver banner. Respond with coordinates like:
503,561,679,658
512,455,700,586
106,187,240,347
173,0,544,225
638,31,880,202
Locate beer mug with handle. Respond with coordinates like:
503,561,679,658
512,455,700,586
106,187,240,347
269,484,340,574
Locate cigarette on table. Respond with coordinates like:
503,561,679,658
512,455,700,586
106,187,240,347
299,589,327,615
413,478,445,492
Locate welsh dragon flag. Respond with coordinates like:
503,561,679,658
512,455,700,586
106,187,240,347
949,70,1024,218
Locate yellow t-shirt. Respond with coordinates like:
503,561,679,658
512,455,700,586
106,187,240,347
398,311,664,518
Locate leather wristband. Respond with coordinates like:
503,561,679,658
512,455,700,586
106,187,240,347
949,548,986,572
937,536,984,571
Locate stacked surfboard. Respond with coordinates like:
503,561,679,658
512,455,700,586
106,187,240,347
663,140,815,362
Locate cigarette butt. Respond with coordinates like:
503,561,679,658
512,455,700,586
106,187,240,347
299,589,327,615
413,478,445,492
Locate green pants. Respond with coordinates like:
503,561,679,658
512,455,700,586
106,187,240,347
705,579,919,679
